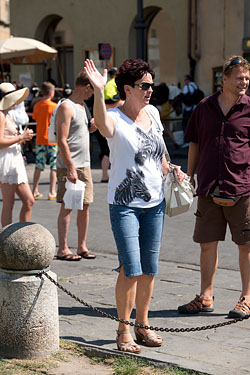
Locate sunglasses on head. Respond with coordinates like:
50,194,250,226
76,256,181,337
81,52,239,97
131,82,154,91
224,58,242,72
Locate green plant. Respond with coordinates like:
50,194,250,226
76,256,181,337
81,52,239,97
0,356,56,375
112,356,144,374
90,355,202,375
0,341,204,375
59,339,85,356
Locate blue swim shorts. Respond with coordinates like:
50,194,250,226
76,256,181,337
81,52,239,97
35,144,58,171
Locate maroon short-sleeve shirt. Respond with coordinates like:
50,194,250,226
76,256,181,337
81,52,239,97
185,92,250,197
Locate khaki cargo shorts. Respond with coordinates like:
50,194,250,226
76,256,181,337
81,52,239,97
56,166,94,206
193,195,250,245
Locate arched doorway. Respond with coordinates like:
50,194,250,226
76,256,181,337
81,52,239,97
128,7,177,85
128,6,161,60
35,15,74,88
148,10,177,85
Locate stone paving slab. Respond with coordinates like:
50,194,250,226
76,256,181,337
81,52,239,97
1,162,249,375
49,253,250,375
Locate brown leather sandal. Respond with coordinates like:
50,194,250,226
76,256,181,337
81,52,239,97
77,250,96,259
116,329,141,353
134,322,162,347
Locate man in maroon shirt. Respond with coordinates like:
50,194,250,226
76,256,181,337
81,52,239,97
178,56,250,318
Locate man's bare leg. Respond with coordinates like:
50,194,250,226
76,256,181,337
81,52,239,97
57,202,80,259
178,241,217,313
76,204,95,258
32,168,42,197
238,244,250,303
200,241,218,300
49,169,57,198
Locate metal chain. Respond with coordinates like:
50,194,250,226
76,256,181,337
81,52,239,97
40,270,250,333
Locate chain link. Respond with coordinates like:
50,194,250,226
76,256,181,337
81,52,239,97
40,270,250,333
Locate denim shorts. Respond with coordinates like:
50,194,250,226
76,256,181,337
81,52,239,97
109,199,165,277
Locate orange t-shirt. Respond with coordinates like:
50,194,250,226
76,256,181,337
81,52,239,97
32,99,57,145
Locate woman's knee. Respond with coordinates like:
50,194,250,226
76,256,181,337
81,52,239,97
24,196,35,209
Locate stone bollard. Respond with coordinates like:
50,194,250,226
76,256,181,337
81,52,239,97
0,222,59,359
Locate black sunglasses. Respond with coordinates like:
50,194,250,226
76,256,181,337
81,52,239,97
131,82,154,91
224,58,242,72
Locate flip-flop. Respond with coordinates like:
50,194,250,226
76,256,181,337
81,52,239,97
77,251,96,259
48,196,57,201
34,193,43,199
56,254,81,261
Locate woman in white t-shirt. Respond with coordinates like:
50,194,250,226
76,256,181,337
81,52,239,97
84,58,184,354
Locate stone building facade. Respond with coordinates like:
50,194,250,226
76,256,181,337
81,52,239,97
8,0,250,95
0,0,10,80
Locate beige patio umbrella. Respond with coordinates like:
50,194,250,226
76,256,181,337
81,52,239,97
0,37,57,64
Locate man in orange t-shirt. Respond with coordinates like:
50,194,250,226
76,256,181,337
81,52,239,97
32,82,57,200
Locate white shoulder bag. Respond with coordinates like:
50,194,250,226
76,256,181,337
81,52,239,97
164,164,195,217
144,104,195,217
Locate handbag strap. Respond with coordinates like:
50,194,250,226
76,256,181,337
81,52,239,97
169,168,182,206
144,105,172,165
144,108,195,202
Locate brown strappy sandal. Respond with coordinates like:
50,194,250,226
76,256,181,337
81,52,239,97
116,329,141,354
134,322,163,347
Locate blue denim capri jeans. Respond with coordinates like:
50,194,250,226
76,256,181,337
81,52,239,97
109,199,165,277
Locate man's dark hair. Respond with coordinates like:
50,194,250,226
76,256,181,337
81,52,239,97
185,74,193,81
75,71,91,87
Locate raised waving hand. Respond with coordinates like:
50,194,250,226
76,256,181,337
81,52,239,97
84,59,107,90
84,59,115,138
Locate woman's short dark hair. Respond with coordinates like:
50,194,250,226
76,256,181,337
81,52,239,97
115,59,155,100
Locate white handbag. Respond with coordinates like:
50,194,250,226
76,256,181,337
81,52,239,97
164,164,195,217
144,104,195,217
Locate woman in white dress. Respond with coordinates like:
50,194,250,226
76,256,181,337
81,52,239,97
0,82,34,227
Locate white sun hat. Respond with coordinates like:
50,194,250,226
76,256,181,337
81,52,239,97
0,82,29,111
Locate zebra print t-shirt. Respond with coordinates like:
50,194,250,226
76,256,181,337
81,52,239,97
106,104,166,208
